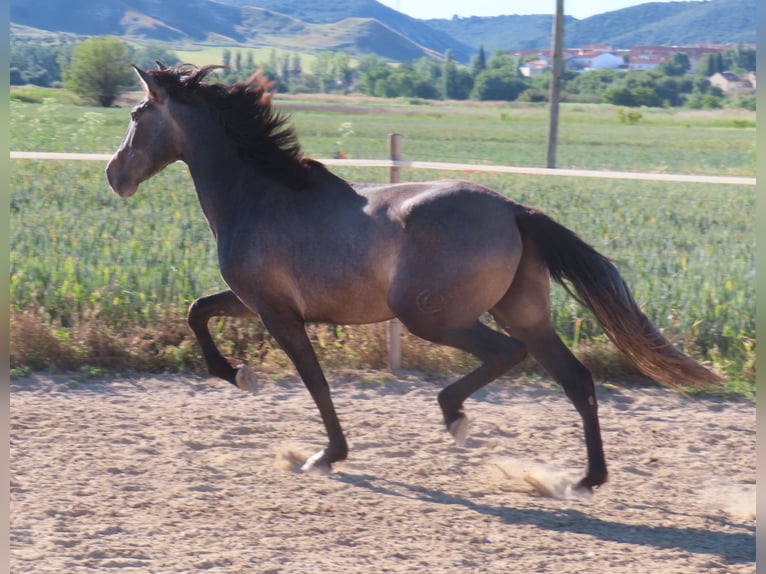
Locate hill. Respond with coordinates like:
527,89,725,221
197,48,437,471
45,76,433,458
428,0,756,52
566,0,756,47
9,0,756,63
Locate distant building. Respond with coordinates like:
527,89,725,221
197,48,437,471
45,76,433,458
566,51,624,72
511,43,754,77
519,58,550,77
627,45,728,71
709,71,755,94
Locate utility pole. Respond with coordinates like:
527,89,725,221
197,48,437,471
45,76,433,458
546,0,565,168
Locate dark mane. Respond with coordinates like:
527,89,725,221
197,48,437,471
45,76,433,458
148,64,316,189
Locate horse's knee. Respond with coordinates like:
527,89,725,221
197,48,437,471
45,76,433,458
186,296,208,328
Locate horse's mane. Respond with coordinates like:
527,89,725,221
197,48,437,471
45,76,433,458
147,64,318,189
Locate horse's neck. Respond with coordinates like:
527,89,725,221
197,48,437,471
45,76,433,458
182,135,257,236
178,117,355,236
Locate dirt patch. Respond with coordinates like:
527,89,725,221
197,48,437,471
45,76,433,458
11,372,755,572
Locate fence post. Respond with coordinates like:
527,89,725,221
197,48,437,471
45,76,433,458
387,133,403,371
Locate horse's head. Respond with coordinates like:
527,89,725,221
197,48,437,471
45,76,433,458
106,65,183,197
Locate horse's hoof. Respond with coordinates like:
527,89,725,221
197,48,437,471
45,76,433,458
300,449,332,475
574,473,607,493
447,414,470,447
235,365,259,394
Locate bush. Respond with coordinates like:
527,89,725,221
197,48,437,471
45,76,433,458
471,69,529,101
62,37,136,107
617,109,642,124
518,89,547,103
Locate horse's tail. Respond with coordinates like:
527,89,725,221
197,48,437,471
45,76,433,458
517,207,722,391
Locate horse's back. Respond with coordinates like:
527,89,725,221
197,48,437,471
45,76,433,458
355,179,523,226
356,180,525,330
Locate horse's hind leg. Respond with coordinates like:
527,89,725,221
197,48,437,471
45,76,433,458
187,289,258,390
404,319,527,444
489,237,607,490
524,328,607,491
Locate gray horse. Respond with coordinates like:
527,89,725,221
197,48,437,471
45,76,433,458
106,64,719,492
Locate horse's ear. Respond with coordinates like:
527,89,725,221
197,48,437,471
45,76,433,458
132,65,165,103
154,60,167,71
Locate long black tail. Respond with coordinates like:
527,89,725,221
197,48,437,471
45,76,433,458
517,207,721,390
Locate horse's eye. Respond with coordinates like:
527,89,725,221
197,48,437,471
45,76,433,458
130,110,139,122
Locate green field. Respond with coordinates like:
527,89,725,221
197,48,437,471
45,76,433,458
9,95,755,394
173,46,321,69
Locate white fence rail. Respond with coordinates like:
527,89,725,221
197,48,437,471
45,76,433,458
10,151,757,186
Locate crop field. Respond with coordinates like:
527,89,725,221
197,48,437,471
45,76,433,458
9,95,755,392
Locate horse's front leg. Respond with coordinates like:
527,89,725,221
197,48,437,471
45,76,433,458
187,289,259,392
260,310,348,474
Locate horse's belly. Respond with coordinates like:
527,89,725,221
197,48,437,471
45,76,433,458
300,280,395,325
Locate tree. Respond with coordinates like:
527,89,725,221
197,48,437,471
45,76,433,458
442,50,455,99
62,37,135,107
280,55,291,88
334,52,353,91
447,68,474,100
414,57,441,82
471,46,487,76
630,85,662,107
727,44,756,73
603,86,635,106
311,51,336,92
488,50,517,71
373,69,439,99
471,69,528,101
698,52,723,77
658,52,690,77
290,53,302,77
10,42,73,87
357,60,391,96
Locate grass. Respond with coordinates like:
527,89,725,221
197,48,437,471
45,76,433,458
8,93,755,397
174,46,321,69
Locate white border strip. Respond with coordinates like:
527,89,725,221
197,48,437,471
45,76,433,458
10,152,755,186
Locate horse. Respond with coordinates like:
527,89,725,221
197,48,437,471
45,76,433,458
106,64,720,492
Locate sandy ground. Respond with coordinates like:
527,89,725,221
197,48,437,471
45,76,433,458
11,370,755,573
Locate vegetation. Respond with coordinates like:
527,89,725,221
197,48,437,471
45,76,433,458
11,36,180,89
61,37,138,106
11,35,756,111
9,96,755,396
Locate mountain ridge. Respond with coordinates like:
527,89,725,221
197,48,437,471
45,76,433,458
10,0,756,63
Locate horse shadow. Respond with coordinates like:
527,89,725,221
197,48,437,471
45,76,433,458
334,472,755,565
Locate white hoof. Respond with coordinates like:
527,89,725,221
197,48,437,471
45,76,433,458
300,449,331,475
448,416,470,447
235,365,259,394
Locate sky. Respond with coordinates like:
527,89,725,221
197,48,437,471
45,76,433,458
376,1,699,20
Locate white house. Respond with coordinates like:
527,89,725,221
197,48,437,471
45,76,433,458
566,51,624,72
590,52,624,70
519,58,550,77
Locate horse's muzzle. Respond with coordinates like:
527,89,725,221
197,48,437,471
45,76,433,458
105,154,138,198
